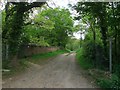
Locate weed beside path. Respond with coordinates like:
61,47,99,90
76,48,120,89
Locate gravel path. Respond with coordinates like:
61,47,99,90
2,53,97,88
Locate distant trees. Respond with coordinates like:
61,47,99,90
66,38,80,51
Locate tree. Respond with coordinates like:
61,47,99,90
73,2,120,71
2,2,45,66
37,8,74,48
22,14,54,46
74,2,109,61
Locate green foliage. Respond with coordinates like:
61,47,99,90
81,30,107,69
73,2,120,89
29,50,68,63
2,11,5,30
73,2,120,67
21,8,74,48
2,2,74,70
66,38,80,51
22,25,50,46
38,8,74,48
73,2,120,69
97,74,120,89
2,2,45,60
113,65,120,78
34,13,54,30
76,48,94,69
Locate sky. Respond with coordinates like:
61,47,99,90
48,0,78,8
47,0,79,18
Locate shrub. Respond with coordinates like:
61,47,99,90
97,74,120,89
76,48,94,69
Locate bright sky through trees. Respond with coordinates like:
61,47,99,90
47,0,85,39
0,0,85,39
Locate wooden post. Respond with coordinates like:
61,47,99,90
79,32,81,48
80,32,82,48
6,44,9,60
109,38,112,73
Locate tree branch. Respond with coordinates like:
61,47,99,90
24,2,46,12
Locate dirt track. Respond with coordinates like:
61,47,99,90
3,53,97,88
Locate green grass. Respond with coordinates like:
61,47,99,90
31,50,68,59
28,50,68,63
96,74,120,89
76,48,93,69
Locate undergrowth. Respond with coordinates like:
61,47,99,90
76,48,120,90
76,48,94,69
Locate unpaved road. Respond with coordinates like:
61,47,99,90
3,53,97,88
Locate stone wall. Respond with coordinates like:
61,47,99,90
18,45,59,58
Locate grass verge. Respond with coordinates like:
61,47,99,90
28,50,68,63
76,48,120,90
76,48,93,69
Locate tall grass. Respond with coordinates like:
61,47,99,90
76,48,94,69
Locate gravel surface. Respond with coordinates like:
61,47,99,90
2,53,97,88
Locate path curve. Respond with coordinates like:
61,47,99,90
3,53,97,88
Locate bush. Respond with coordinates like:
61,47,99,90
97,74,120,89
76,48,94,69
2,60,11,69
113,64,120,78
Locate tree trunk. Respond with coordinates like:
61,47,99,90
112,2,118,64
91,23,96,68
